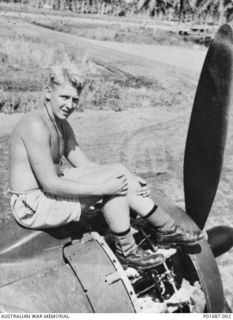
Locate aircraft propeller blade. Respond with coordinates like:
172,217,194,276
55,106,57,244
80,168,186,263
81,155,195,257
184,24,233,229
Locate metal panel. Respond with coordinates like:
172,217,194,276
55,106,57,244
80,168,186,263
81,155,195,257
64,237,116,290
63,233,136,313
0,263,93,313
88,281,135,313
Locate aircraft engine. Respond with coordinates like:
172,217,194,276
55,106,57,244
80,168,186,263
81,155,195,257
62,231,206,313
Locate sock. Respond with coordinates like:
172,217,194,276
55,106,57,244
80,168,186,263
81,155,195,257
143,204,158,219
144,205,175,232
113,228,131,237
113,228,137,256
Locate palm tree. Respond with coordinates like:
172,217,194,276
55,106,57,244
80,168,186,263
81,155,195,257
170,0,198,20
171,0,232,23
137,0,173,16
196,0,231,23
225,0,233,21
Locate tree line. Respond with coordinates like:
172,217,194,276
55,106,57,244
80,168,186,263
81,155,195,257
1,0,233,23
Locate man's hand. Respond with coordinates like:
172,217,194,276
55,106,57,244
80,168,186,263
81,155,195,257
102,173,128,196
137,176,151,198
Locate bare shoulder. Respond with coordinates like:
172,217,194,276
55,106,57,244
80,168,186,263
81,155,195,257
11,110,49,142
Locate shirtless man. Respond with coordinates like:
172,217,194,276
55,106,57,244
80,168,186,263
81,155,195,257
9,62,204,270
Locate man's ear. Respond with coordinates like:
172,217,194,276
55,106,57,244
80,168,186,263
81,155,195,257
45,86,51,101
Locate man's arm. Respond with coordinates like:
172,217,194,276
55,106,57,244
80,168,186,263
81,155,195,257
23,119,102,197
64,121,99,168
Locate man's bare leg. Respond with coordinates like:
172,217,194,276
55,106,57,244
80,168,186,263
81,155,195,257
73,164,204,247
75,164,173,230
65,166,165,269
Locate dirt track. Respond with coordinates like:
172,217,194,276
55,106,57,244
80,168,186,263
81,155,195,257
79,37,207,73
0,19,232,309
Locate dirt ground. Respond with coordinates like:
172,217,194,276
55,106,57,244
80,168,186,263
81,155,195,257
0,15,233,311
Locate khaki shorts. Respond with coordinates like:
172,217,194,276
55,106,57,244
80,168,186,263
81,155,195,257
10,168,83,229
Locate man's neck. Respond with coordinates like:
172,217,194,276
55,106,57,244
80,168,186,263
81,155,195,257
44,100,62,131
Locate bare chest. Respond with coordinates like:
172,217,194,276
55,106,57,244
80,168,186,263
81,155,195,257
49,130,65,164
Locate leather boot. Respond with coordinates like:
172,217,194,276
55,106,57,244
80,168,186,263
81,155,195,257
114,229,165,270
143,205,205,247
156,225,205,248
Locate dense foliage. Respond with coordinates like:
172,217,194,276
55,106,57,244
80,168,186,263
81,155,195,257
1,0,232,23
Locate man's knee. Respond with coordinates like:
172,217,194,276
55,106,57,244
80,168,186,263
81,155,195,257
112,163,139,193
112,163,132,176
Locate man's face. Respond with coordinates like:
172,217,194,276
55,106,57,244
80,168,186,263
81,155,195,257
48,83,82,120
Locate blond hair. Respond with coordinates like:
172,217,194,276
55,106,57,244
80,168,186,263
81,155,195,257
48,61,90,91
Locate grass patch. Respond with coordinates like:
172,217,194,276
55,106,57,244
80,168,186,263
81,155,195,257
26,13,211,48
31,17,188,46
0,16,182,114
